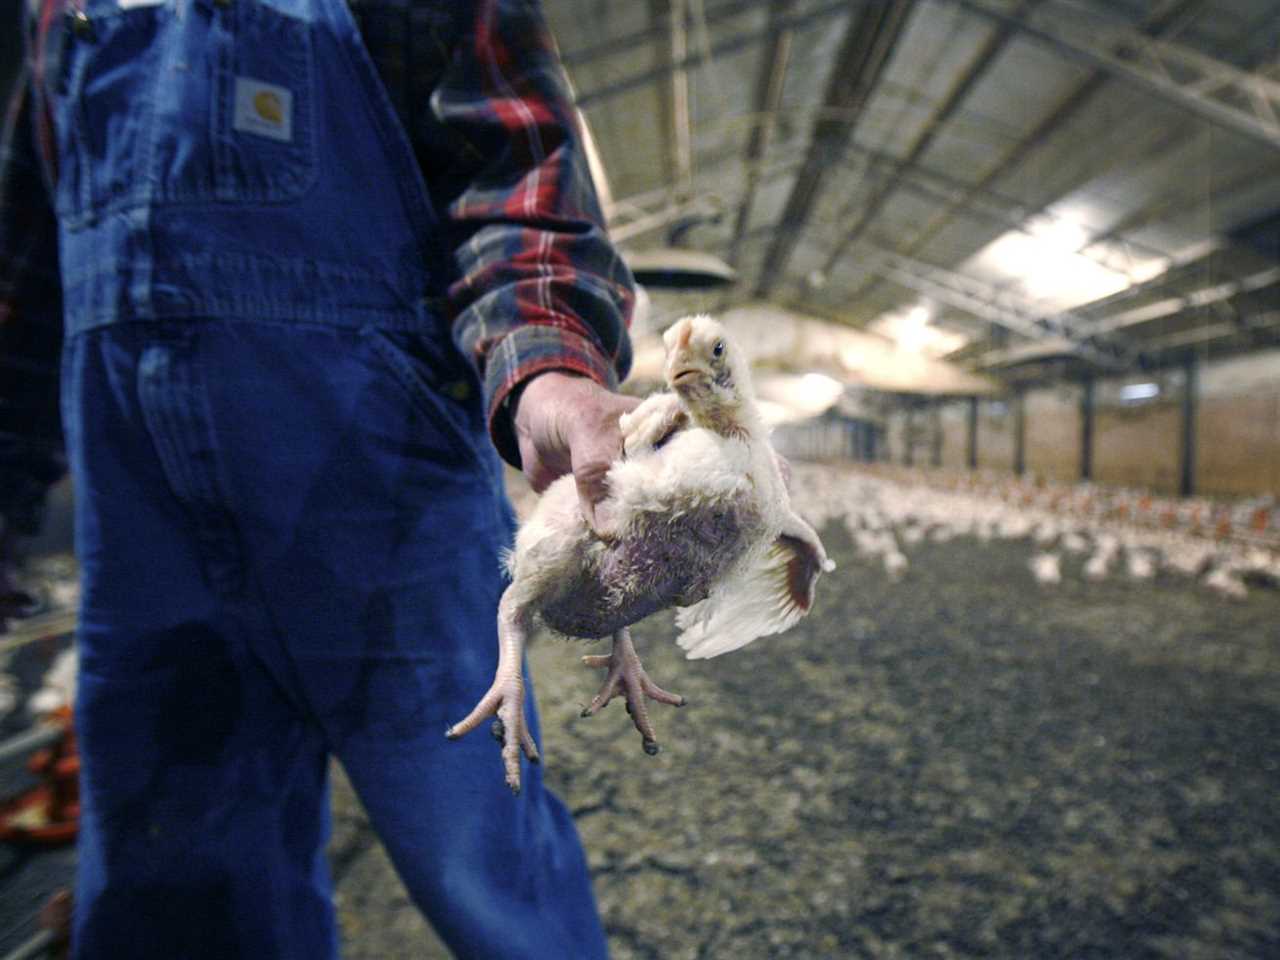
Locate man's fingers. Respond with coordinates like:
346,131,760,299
513,371,643,516
520,450,559,494
574,458,614,535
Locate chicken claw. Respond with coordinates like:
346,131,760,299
581,627,685,754
446,590,540,794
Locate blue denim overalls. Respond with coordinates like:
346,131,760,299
48,0,608,955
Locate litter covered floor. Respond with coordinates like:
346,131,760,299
3,465,1279,958
332,466,1280,959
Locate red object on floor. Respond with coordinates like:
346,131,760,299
0,707,80,846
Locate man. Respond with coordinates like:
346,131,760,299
0,0,635,956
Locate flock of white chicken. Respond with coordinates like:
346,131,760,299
786,463,1280,602
2,462,1276,727
0,563,79,723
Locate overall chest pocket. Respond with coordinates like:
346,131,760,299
55,0,316,225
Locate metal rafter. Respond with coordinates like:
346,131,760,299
825,0,1207,350
1072,156,1280,275
863,246,1129,368
573,1,848,108
669,0,694,198
951,0,1280,151
1141,311,1280,354
1069,239,1228,315
562,0,762,68
1081,265,1280,337
865,248,1126,358
725,0,792,268
753,0,918,298
820,0,1044,277
647,1,681,196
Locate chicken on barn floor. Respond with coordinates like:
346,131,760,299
446,315,834,793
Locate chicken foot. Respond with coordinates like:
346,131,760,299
580,627,685,755
445,587,540,794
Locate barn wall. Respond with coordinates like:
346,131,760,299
1196,349,1280,496
836,347,1278,497
1024,384,1082,483
886,410,906,464
976,398,1015,473
939,402,969,469
1093,399,1182,493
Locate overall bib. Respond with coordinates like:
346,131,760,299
47,0,608,955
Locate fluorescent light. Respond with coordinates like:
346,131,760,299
800,372,844,401
755,372,845,422
869,304,968,356
1031,217,1089,254
1120,382,1159,402
970,214,1133,309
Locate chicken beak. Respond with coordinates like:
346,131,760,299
671,367,702,385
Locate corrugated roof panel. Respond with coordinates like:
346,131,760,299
775,6,852,116
853,1,998,160
546,0,652,60
582,85,669,201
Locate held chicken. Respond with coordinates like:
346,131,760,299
446,315,834,793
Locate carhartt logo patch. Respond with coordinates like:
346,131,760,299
233,78,293,142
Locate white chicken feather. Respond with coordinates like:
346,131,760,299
448,314,833,792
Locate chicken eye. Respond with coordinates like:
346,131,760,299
712,340,725,358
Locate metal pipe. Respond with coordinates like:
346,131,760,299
0,608,78,656
0,929,53,960
0,723,63,767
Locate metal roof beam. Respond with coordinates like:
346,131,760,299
646,1,682,196
827,0,1206,317
562,0,762,68
820,0,1043,276
1080,265,1280,337
835,142,1179,268
725,0,792,268
573,1,848,108
950,0,1280,150
863,247,1130,367
1140,311,1280,354
753,0,917,298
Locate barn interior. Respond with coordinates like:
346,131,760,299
3,1,1280,957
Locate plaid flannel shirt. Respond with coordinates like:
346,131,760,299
0,0,635,532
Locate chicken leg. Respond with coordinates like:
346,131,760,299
580,627,685,755
445,587,540,794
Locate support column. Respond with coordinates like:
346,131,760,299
903,405,915,466
1180,355,1198,497
1013,388,1026,476
931,401,943,468
966,396,978,469
1080,376,1095,482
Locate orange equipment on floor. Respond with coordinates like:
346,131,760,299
0,707,80,846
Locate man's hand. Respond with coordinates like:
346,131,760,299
512,371,640,536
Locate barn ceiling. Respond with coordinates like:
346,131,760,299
545,0,1280,392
